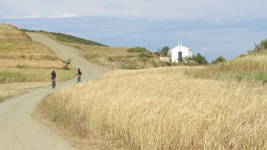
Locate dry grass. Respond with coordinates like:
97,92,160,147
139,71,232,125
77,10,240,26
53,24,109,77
0,68,76,83
0,24,30,41
187,55,267,82
37,66,267,149
0,41,57,56
0,59,64,69
0,24,64,69
214,55,267,72
0,39,63,63
0,82,51,90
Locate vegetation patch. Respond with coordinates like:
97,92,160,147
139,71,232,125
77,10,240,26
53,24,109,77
21,29,106,46
127,46,149,53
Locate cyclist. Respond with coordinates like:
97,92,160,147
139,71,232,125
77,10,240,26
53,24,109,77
77,68,82,83
51,70,56,89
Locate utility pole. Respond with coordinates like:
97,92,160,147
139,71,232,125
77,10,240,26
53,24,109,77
2,18,6,24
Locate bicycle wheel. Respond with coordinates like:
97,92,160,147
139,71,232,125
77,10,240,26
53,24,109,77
52,80,56,89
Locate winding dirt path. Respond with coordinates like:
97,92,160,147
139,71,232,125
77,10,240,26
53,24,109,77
0,33,108,150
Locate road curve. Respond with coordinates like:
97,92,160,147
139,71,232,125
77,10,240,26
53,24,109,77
0,33,108,150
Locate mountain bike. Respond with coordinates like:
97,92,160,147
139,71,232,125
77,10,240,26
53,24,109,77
77,75,81,83
52,78,56,89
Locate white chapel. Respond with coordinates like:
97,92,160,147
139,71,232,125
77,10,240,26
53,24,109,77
171,40,193,63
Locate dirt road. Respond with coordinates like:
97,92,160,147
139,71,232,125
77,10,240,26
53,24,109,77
0,33,108,150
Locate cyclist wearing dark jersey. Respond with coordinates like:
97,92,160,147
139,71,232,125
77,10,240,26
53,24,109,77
51,70,56,89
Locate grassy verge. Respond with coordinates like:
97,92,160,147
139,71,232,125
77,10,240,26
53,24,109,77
0,68,76,84
0,41,57,58
0,89,25,103
36,67,267,149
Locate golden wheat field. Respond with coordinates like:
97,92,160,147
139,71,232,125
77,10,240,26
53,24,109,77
37,66,267,150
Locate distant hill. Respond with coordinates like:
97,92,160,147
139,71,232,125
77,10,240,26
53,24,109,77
22,29,175,69
21,29,106,47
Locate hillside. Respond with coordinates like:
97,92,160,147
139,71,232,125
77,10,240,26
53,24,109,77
0,24,66,69
0,25,30,41
23,30,175,69
0,24,75,102
21,29,106,47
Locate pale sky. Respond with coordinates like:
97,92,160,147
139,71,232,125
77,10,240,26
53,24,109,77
1,0,267,61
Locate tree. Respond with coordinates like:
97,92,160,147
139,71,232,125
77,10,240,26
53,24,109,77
254,39,267,52
211,56,226,64
192,53,208,64
161,46,170,56
248,39,267,53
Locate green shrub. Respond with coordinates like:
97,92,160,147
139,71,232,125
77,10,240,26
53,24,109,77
127,47,149,53
22,29,106,46
164,62,172,66
138,52,153,60
62,58,72,70
107,57,113,62
211,56,226,64
52,32,106,46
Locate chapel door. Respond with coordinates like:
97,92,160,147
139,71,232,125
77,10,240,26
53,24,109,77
178,52,183,62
